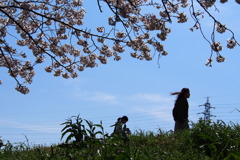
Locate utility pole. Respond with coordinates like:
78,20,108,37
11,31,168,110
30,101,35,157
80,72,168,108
198,97,215,122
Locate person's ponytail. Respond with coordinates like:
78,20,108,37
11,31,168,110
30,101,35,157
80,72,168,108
170,92,181,95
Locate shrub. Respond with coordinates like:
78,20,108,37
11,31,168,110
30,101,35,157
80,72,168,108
191,119,240,159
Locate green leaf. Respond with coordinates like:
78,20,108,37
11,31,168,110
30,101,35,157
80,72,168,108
85,120,93,128
65,134,74,143
61,128,74,140
115,152,130,160
228,152,240,159
198,133,214,141
94,124,104,130
61,124,72,132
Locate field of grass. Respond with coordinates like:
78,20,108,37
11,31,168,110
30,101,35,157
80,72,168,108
0,116,240,160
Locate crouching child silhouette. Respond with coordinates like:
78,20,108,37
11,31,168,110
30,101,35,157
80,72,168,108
112,116,131,141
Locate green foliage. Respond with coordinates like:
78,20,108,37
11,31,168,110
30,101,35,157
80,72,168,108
60,114,86,145
1,117,240,160
191,119,240,160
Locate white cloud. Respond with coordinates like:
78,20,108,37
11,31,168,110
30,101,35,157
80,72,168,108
63,77,119,104
148,109,173,122
0,120,60,134
89,92,117,102
133,104,173,122
130,99,173,123
74,91,118,104
128,93,175,124
129,93,173,103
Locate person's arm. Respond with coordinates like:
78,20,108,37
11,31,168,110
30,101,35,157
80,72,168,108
114,122,122,133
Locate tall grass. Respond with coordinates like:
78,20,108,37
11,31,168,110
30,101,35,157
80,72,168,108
0,116,240,160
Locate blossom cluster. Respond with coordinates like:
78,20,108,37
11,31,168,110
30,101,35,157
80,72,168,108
199,0,217,8
0,0,239,94
216,23,226,34
211,42,222,52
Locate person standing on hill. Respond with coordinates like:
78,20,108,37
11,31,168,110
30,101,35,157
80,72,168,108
171,88,190,132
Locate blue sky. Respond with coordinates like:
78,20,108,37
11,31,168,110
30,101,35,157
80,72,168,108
1,1,240,146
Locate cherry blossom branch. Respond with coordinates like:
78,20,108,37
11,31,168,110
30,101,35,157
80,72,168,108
0,5,125,43
0,47,25,92
196,0,240,46
97,0,103,12
162,0,172,23
0,7,66,66
189,0,214,63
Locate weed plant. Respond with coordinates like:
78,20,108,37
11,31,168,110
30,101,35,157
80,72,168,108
0,116,240,160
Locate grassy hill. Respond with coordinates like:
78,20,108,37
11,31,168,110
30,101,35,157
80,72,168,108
0,117,240,160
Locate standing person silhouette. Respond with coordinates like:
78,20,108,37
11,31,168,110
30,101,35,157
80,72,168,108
171,88,190,132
